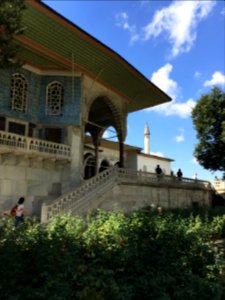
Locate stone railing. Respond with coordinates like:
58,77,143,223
0,130,71,159
41,167,211,222
118,168,210,187
41,166,118,222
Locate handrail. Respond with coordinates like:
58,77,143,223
118,168,210,186
41,166,118,222
41,167,211,222
0,130,71,159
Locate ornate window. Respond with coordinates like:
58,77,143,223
10,73,28,112
46,81,64,116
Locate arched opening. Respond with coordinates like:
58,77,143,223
99,159,110,173
85,97,120,137
85,96,125,175
102,126,118,141
83,153,95,180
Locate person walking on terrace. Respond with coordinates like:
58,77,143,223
177,169,183,181
155,164,163,178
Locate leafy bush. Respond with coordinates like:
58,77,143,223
0,207,224,299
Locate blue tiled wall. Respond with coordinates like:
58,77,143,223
0,68,81,126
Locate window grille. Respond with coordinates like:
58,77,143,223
10,73,27,112
46,81,64,116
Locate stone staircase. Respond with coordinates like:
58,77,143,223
41,166,119,222
40,167,211,223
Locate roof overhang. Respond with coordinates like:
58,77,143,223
13,0,172,112
138,152,174,162
84,136,142,152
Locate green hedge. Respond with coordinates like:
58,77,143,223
0,207,225,300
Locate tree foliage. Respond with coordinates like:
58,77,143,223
0,0,26,68
0,208,225,300
192,87,225,174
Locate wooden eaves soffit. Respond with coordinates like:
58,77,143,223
14,0,172,112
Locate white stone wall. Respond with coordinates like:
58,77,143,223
84,145,172,174
210,180,225,196
99,148,121,166
137,155,171,175
126,151,138,170
0,161,69,215
84,147,124,169
95,183,211,212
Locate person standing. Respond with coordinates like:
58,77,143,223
14,197,25,227
155,165,162,178
177,169,183,180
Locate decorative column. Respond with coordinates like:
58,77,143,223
119,140,124,168
118,110,127,169
65,125,83,189
94,142,99,175
92,133,100,175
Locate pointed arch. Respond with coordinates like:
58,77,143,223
85,96,124,142
83,153,95,179
46,81,64,116
85,95,127,172
10,73,28,112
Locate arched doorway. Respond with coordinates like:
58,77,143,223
83,153,95,180
85,96,126,175
99,159,110,173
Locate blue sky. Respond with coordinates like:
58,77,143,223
44,0,225,180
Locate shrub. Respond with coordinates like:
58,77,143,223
0,207,224,299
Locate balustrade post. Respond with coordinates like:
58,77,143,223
41,203,49,223
27,137,30,151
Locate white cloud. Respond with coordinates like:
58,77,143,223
194,71,201,79
115,12,139,44
143,1,216,57
221,8,225,16
176,135,184,142
191,157,199,164
151,63,179,100
175,128,185,142
204,71,225,87
155,99,196,118
147,63,196,118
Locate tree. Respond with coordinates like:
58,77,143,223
0,0,26,68
192,87,225,175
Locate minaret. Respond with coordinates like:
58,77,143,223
144,123,150,154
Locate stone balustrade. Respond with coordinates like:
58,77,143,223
41,166,211,222
0,130,71,159
118,168,210,187
41,166,118,222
